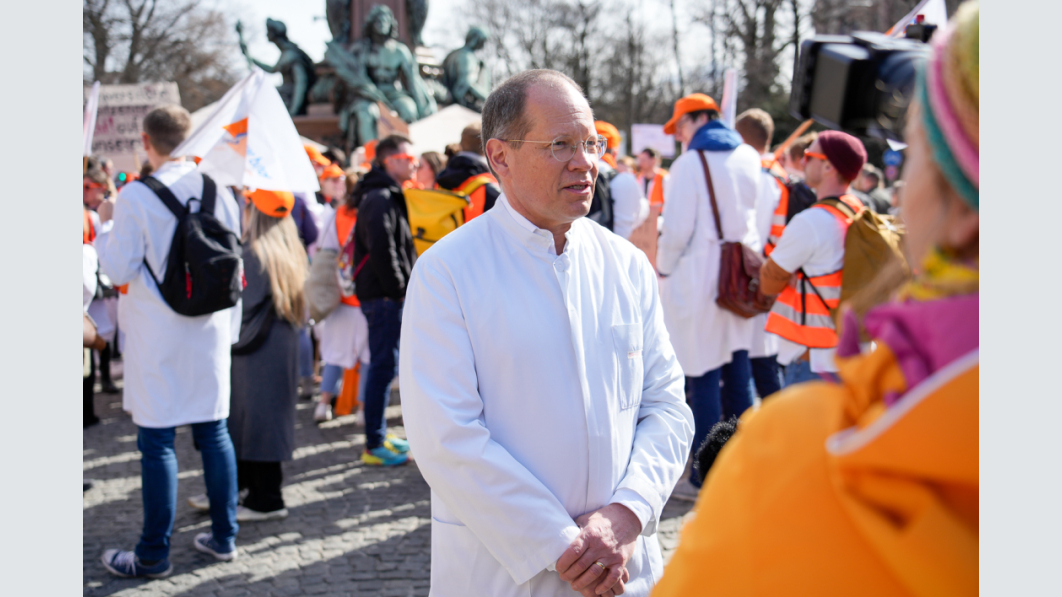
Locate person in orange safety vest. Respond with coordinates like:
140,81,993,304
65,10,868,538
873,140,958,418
758,130,868,385
435,122,500,221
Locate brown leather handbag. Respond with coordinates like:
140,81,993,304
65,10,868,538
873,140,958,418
696,151,776,319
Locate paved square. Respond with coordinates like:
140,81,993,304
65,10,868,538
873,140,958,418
84,382,694,596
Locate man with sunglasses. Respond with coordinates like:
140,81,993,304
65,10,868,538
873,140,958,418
399,69,693,597
758,130,867,386
349,134,418,466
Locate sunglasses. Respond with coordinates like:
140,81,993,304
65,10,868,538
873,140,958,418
802,151,828,163
84,182,104,191
385,153,419,166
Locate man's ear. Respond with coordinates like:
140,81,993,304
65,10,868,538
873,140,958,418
141,132,152,153
485,138,510,178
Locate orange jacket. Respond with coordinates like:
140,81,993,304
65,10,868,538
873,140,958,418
653,343,978,597
335,206,361,307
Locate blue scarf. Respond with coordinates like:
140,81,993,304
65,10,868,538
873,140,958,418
686,120,743,152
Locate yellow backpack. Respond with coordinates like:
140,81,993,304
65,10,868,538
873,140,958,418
403,188,470,256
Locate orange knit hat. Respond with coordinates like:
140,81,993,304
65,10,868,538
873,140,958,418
594,121,621,149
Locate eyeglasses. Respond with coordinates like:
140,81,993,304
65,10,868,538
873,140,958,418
499,135,608,162
802,151,828,163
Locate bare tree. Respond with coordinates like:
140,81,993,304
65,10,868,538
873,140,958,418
83,0,241,111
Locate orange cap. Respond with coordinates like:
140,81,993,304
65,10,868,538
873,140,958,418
320,163,345,180
363,140,377,162
663,93,720,135
304,145,331,167
245,188,294,218
594,121,621,149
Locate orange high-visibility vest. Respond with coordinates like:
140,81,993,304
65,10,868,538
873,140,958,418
335,206,361,307
765,194,864,348
456,173,497,222
762,159,790,256
83,209,95,244
645,169,667,207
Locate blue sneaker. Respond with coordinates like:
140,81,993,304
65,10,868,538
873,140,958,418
361,445,409,466
383,434,410,454
193,532,238,561
101,549,173,578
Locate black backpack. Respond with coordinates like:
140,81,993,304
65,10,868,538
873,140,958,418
784,177,818,223
141,175,243,317
587,168,617,231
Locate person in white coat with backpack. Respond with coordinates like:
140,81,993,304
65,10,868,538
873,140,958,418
96,105,243,578
656,94,763,497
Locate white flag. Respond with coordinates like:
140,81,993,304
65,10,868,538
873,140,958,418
720,69,738,129
83,81,100,157
172,68,320,193
887,0,948,38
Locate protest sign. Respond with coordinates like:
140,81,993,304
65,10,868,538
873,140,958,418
631,124,675,159
85,82,181,171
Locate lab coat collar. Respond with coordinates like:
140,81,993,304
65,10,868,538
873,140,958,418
492,193,575,257
152,159,193,177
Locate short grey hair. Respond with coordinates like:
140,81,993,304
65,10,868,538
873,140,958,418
481,69,583,174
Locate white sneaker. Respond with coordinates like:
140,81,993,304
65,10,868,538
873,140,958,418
188,493,209,511
236,505,289,521
314,402,333,423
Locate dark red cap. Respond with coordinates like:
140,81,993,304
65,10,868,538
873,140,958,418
818,130,867,182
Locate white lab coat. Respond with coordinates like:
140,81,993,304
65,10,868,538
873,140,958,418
656,144,763,376
400,195,693,597
600,160,649,240
97,161,242,429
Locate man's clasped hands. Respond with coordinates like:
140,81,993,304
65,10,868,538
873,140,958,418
555,503,641,596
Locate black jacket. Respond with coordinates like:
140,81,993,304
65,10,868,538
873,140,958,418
352,166,416,301
435,153,500,213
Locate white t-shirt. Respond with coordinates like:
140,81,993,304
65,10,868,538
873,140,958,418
767,205,846,372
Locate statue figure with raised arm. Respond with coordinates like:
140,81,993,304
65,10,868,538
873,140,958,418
325,4,437,149
442,26,491,112
237,19,317,117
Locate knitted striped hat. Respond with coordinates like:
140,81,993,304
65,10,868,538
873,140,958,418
918,1,979,211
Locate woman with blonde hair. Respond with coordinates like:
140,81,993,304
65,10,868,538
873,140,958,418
655,3,979,594
189,188,309,521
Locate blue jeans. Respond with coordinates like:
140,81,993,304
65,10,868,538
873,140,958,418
360,297,403,450
750,356,783,400
783,359,821,387
321,363,345,396
688,350,753,487
135,420,238,562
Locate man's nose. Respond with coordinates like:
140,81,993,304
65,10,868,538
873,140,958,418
569,144,595,172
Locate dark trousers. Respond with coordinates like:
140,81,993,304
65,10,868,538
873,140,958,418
750,355,783,400
687,350,753,487
84,350,98,426
237,460,285,512
360,298,403,450
98,342,113,387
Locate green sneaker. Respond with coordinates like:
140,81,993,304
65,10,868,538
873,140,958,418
384,434,409,454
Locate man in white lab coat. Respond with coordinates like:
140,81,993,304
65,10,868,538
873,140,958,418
96,106,242,578
400,69,693,597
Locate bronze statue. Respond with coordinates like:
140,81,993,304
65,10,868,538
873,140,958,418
442,26,491,112
407,0,428,48
325,5,437,149
237,19,317,116
325,0,351,45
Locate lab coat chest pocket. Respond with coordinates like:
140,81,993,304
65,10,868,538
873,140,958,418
612,323,643,410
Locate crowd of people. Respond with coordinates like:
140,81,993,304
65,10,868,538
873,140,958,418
82,1,977,592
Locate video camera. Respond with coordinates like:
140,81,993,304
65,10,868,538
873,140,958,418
789,21,936,142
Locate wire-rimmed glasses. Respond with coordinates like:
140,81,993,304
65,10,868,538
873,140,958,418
500,135,608,162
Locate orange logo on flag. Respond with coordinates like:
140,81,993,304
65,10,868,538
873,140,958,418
223,118,248,157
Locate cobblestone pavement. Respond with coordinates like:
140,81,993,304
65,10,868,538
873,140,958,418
84,375,695,596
